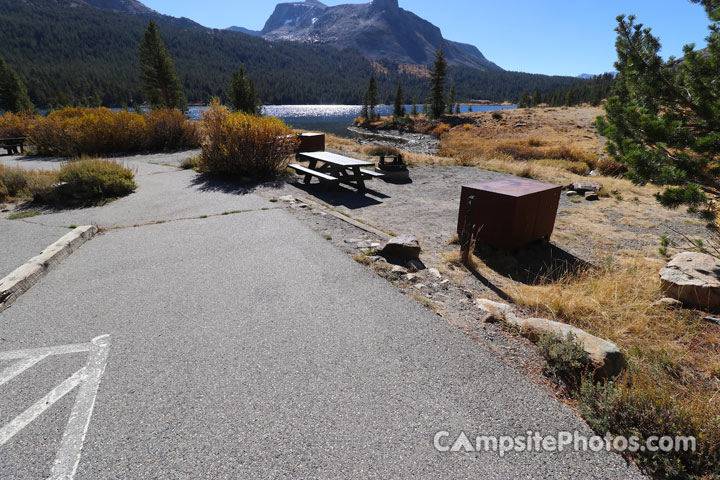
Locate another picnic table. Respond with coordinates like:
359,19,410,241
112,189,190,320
0,137,29,155
290,151,383,190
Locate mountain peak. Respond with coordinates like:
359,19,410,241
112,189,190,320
371,0,399,11
258,0,500,70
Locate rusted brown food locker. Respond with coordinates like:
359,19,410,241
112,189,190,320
457,177,562,250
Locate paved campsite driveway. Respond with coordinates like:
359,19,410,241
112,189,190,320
0,153,643,478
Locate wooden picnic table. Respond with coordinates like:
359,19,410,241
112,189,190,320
291,151,383,190
0,137,29,155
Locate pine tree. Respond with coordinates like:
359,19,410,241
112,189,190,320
138,21,186,110
429,49,447,119
51,90,72,110
468,105,473,113
0,57,33,112
410,97,418,116
393,81,405,118
455,104,461,114
596,3,720,249
531,89,541,107
364,75,379,120
361,90,369,120
447,83,457,114
228,67,262,114
517,91,530,108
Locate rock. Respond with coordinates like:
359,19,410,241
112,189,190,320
391,265,408,274
475,299,521,323
366,256,381,263
345,238,364,244
660,252,720,310
566,190,579,197
406,259,426,271
584,191,599,201
654,297,683,309
380,235,421,260
480,313,500,324
404,273,419,282
517,318,624,380
476,298,623,379
428,268,442,279
414,284,426,290
279,195,295,202
356,240,382,250
704,316,720,326
571,181,603,194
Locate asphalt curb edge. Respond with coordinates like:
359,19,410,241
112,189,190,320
0,225,98,312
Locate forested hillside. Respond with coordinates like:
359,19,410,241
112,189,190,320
0,0,592,107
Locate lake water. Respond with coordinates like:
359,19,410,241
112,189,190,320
186,104,516,137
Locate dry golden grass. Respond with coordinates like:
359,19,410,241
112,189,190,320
510,255,720,476
0,163,58,201
510,256,720,374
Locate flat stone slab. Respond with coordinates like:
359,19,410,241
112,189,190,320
380,235,421,260
660,252,720,310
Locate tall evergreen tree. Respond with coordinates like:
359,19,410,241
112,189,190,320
138,21,186,110
366,75,379,120
596,3,720,247
447,83,457,114
410,97,418,116
531,89,541,107
393,81,405,118
228,67,262,114
361,90,369,120
550,92,559,107
517,91,530,108
429,49,447,119
0,57,33,112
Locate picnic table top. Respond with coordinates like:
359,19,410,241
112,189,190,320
298,151,373,168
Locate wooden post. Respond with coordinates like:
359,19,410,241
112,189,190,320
460,195,475,265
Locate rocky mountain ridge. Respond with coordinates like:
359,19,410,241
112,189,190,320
255,0,500,71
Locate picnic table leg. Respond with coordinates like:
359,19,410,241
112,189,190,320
351,166,366,191
304,159,318,184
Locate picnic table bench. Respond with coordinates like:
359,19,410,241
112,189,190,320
0,137,29,155
290,151,383,190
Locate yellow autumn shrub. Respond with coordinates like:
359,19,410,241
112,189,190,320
199,103,297,179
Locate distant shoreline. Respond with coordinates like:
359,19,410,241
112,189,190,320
184,103,516,108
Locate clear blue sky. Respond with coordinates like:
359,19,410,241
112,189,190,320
140,0,712,76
